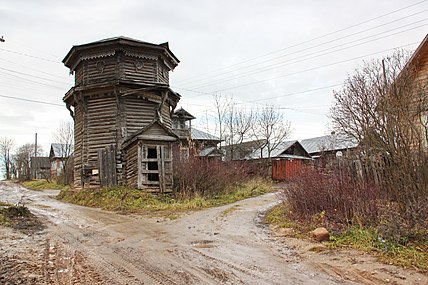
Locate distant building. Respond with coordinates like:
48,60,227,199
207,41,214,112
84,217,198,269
49,143,73,177
246,140,312,181
30,157,50,180
172,107,222,159
222,139,266,161
300,133,358,159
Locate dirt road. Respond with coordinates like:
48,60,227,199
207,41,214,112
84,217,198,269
1,182,426,284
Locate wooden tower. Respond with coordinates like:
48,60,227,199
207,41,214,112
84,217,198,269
63,37,180,191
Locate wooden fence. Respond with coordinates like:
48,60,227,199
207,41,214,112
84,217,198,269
272,159,304,181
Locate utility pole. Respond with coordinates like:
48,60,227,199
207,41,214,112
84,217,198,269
34,133,38,157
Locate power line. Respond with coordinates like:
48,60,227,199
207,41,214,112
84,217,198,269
0,67,70,85
180,10,428,87
0,94,63,106
176,0,427,84
0,47,60,63
0,57,68,79
186,21,428,90
0,70,66,90
177,41,418,99
245,84,344,103
211,37,423,93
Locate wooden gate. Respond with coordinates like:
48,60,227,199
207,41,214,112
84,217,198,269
272,159,303,181
98,145,117,187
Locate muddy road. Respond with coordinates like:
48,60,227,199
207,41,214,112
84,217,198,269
1,182,427,284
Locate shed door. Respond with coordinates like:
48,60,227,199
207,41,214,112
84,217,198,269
138,144,172,192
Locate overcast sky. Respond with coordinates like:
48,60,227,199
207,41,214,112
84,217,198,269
0,0,427,159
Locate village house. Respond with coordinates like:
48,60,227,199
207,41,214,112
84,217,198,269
222,139,266,161
398,33,428,146
49,143,73,178
30,156,50,180
63,37,181,191
300,133,358,159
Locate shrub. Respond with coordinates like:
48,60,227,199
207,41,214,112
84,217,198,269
282,166,382,228
173,158,257,199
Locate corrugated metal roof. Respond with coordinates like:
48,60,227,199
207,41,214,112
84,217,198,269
246,140,299,159
276,154,313,160
191,128,221,142
198,146,223,157
300,134,357,154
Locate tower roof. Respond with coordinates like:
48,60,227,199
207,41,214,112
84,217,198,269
173,107,196,120
63,36,179,72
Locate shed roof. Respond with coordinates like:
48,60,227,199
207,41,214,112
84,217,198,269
191,128,221,142
198,146,223,157
246,140,311,160
300,134,358,155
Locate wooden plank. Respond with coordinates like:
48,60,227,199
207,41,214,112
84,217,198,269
157,145,164,193
110,145,117,186
161,145,166,192
98,149,104,186
137,143,142,189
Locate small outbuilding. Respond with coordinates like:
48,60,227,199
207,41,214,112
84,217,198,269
246,140,312,181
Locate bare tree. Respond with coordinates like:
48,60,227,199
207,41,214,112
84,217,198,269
0,137,14,180
330,49,428,210
252,105,292,158
52,121,74,185
225,105,255,160
213,94,231,150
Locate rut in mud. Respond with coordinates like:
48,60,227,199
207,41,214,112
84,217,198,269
0,181,427,285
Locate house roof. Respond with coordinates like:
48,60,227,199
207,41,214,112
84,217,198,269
191,128,221,142
300,134,358,155
198,146,223,157
30,157,50,168
49,143,73,159
403,33,428,72
122,119,179,149
246,140,311,160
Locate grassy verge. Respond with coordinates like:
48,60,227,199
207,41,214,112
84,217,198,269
57,178,272,214
265,203,428,272
22,180,71,191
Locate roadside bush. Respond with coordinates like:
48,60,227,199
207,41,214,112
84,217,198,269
173,158,256,199
282,166,382,228
378,198,428,244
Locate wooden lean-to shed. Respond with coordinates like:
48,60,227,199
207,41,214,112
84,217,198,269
246,140,312,181
63,37,180,191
